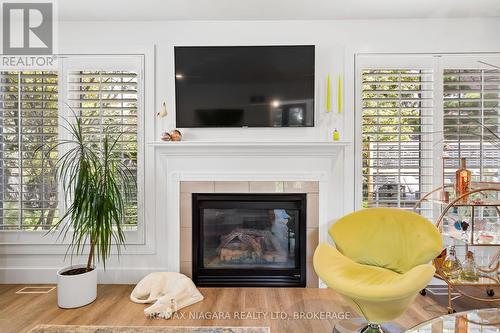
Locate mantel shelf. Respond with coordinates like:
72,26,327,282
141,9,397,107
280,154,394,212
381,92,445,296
147,141,351,148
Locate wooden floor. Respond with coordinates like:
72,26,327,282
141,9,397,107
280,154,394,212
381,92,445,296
0,284,495,333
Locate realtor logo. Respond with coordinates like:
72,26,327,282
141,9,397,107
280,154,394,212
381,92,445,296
0,0,57,70
2,2,53,55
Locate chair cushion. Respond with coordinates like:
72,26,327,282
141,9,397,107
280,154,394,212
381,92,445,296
329,208,443,274
313,243,436,301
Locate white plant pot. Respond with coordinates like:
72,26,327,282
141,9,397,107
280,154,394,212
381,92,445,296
57,264,97,309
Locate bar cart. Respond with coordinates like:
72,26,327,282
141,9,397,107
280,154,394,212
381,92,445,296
414,183,500,314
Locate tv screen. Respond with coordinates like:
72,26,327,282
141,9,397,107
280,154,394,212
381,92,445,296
174,45,315,128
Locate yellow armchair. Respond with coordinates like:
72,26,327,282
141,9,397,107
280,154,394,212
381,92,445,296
313,208,443,332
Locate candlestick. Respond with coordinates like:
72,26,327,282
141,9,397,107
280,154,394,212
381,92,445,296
326,74,331,113
337,74,342,114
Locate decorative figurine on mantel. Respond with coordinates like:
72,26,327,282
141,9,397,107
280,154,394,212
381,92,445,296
160,132,171,141
160,129,182,142
157,102,168,118
170,129,182,141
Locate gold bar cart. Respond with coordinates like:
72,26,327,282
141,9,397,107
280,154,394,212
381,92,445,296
414,182,500,314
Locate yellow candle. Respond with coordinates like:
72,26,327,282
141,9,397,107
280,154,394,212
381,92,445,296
326,74,331,113
338,75,342,113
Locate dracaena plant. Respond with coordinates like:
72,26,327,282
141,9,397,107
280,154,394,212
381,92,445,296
43,109,135,272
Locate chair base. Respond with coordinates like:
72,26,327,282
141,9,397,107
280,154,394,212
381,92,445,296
333,318,404,333
360,324,384,333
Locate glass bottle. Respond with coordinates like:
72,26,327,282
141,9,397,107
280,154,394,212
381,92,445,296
455,158,471,203
460,251,479,282
332,129,340,141
441,245,462,281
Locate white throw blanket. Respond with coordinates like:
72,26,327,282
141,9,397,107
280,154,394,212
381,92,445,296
130,272,204,319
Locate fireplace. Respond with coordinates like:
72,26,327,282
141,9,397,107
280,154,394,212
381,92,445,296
192,193,306,287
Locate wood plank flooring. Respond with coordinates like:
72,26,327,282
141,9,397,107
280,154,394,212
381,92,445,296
0,284,493,333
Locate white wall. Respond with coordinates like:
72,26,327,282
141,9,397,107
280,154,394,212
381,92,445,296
1,18,500,283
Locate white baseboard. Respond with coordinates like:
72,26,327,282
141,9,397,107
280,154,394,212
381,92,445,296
2,269,448,287
0,267,169,284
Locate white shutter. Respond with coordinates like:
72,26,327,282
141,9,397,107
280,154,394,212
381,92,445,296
0,56,143,237
67,70,139,228
361,69,434,214
443,69,500,184
0,71,58,230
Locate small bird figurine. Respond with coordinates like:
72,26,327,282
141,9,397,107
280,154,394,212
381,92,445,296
157,102,168,118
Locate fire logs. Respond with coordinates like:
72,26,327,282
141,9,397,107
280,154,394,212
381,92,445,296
217,228,287,263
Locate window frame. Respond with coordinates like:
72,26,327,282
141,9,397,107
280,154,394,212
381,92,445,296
355,53,500,218
0,70,59,232
359,67,434,213
0,49,151,249
61,55,145,245
441,55,500,186
355,54,438,212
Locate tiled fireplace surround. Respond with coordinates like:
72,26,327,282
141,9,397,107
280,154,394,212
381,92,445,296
179,181,319,287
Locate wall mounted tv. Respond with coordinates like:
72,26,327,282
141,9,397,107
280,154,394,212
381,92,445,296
174,45,315,128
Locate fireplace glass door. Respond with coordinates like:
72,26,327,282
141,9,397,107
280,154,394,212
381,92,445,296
202,207,298,268
192,194,306,287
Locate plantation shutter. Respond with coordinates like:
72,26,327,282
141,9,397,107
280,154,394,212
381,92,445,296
66,70,139,228
361,69,434,214
0,71,58,230
443,69,500,184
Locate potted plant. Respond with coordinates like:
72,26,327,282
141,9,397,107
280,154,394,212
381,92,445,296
43,111,135,308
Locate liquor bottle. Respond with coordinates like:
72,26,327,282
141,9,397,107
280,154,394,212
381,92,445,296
441,245,462,281
455,158,471,203
460,251,479,282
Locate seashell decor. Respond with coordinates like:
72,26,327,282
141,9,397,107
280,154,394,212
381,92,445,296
160,129,182,142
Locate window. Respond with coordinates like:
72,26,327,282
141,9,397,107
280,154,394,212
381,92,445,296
0,60,141,232
358,54,500,218
0,71,58,230
443,69,500,185
67,70,139,229
442,67,500,226
361,69,434,213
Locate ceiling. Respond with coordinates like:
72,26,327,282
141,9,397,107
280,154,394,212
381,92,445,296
59,0,500,21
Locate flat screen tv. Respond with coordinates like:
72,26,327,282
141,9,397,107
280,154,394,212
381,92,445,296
174,45,315,128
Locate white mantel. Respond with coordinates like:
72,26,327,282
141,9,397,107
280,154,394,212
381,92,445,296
152,140,351,273
149,140,350,152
